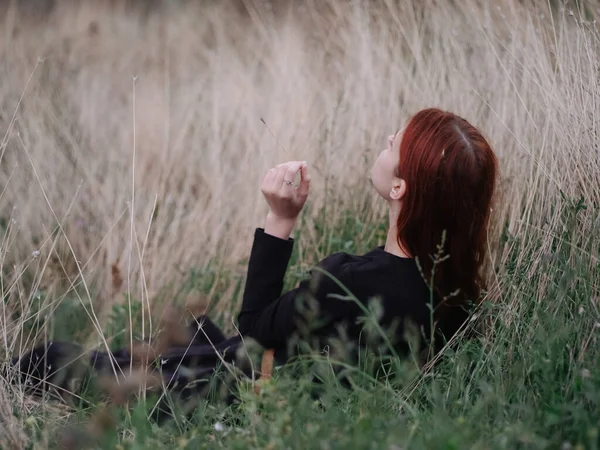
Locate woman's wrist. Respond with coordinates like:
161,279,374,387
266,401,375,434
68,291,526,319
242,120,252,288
264,212,297,240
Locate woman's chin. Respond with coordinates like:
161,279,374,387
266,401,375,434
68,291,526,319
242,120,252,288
369,183,385,201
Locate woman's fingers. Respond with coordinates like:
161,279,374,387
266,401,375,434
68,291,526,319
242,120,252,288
282,161,304,188
263,160,309,197
272,164,287,190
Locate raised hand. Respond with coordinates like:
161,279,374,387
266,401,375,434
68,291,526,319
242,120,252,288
261,160,311,239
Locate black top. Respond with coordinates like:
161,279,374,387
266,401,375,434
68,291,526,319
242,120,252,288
237,228,453,364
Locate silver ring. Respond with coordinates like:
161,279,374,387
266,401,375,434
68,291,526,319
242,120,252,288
284,179,293,186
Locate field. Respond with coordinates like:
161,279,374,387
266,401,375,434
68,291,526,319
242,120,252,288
1,0,599,448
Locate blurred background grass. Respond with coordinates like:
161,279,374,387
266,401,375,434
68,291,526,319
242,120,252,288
0,0,599,448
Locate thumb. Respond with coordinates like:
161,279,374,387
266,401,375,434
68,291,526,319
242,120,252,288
298,162,311,196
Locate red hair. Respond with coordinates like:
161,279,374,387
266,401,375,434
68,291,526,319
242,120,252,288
396,108,498,347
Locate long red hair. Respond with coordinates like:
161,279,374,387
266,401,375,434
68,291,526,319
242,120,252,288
396,108,498,347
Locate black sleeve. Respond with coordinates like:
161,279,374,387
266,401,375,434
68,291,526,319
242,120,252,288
237,228,354,350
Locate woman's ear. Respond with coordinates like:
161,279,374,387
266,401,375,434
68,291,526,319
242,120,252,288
390,178,406,201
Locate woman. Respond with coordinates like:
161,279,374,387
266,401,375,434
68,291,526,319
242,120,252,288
9,107,498,420
238,107,497,362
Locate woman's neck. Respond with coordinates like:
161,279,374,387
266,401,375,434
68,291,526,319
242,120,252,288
384,208,411,259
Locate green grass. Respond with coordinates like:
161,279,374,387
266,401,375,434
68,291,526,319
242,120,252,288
1,1,600,447
7,198,599,450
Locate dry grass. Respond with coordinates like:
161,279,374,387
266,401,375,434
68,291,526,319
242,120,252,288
1,0,600,447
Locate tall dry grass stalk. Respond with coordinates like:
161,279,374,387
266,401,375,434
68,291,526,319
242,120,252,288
0,1,599,444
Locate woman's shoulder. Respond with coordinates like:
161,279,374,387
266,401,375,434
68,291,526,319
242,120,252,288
310,246,416,287
319,246,414,268
312,249,370,274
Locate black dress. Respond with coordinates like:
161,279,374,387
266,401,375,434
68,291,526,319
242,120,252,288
7,228,468,421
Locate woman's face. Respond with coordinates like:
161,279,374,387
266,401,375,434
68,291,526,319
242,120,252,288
370,129,402,201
